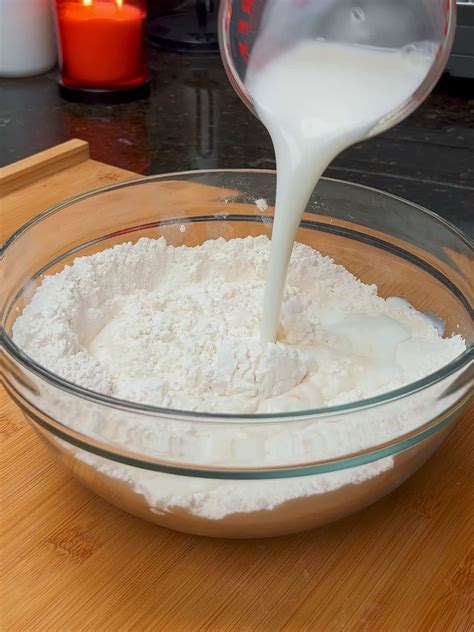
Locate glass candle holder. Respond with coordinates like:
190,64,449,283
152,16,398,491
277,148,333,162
55,0,149,103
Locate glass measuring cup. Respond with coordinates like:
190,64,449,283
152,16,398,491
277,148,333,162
218,0,456,135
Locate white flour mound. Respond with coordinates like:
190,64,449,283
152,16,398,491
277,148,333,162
12,236,466,520
12,236,464,413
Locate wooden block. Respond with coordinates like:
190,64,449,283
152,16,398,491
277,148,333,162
0,139,90,196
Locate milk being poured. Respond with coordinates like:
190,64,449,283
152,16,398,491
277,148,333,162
245,41,434,343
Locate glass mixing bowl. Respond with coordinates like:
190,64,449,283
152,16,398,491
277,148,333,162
2,171,472,538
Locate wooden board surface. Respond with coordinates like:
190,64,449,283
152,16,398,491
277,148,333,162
1,141,473,632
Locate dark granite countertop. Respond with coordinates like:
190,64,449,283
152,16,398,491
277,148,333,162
1,48,473,233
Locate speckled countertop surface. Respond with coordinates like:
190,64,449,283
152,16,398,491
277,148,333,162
1,48,473,233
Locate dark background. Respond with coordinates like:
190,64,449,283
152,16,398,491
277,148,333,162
1,27,473,235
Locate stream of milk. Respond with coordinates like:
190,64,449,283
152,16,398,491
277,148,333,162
245,40,434,344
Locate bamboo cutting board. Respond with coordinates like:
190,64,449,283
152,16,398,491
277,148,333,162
1,141,472,632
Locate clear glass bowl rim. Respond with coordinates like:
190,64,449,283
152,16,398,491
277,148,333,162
2,169,472,426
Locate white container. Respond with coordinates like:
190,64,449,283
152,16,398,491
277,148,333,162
0,0,57,77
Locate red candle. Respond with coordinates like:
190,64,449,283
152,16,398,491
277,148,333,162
56,0,146,89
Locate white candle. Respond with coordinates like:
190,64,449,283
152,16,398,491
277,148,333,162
0,0,57,77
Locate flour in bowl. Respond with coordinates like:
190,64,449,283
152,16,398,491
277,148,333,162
13,235,464,413
12,236,466,521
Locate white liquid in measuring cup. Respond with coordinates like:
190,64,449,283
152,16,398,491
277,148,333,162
245,40,434,343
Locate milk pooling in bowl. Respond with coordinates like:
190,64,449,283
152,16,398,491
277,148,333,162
245,40,434,343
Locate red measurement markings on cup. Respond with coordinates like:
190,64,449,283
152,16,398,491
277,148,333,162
238,19,249,35
237,0,254,62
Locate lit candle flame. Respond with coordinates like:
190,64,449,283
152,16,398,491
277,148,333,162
81,0,123,8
